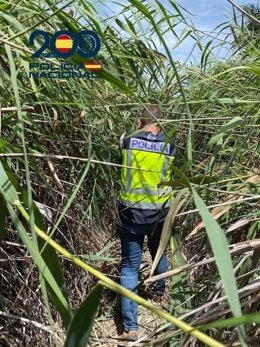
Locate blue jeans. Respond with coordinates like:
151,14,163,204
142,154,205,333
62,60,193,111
119,220,168,331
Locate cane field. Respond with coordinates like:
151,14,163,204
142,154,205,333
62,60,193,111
0,0,259,346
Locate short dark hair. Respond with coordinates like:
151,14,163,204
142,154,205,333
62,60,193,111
141,105,162,124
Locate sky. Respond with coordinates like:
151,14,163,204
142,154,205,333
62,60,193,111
169,0,260,62
93,0,260,64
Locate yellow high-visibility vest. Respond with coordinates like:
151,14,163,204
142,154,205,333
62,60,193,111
119,131,176,210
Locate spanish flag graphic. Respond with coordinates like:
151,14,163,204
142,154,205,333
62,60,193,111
84,62,102,71
55,34,73,54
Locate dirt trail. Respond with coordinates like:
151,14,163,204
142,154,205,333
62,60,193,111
90,243,171,346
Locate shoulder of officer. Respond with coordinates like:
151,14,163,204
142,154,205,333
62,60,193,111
119,132,126,149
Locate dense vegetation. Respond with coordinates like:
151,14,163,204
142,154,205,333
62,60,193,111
0,1,259,346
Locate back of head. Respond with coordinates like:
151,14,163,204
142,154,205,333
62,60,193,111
141,105,162,125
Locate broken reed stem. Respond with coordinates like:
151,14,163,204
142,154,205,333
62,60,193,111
0,152,160,172
227,0,260,25
145,239,260,283
1,106,35,112
0,310,63,342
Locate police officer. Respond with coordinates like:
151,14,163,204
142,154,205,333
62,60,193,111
118,105,176,341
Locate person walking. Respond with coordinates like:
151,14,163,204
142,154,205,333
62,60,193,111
117,105,176,341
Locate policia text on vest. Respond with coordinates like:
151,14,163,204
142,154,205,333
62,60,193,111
129,137,171,155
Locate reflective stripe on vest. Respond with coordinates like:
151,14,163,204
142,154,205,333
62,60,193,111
119,134,175,210
119,196,171,209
